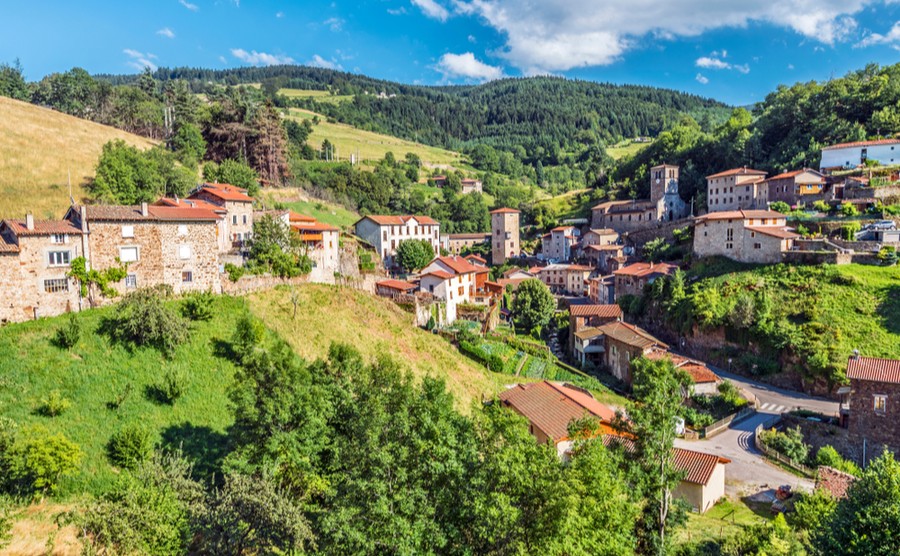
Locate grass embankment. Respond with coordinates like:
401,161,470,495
534,188,596,221
0,96,156,219
0,285,515,498
286,108,464,168
260,188,360,228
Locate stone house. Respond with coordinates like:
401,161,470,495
154,197,229,252
846,355,900,456
580,228,619,250
418,255,480,323
613,262,678,301
537,264,592,295
443,232,490,255
0,215,86,323
765,169,827,206
189,183,254,246
706,167,768,212
693,209,798,264
541,226,580,261
587,275,614,305
584,244,624,273
593,321,668,385
354,215,440,269
567,303,622,359
490,208,520,265
591,164,689,233
65,203,221,296
460,178,483,194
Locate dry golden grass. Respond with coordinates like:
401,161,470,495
248,284,515,412
0,97,156,219
1,503,81,556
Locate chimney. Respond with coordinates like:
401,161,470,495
25,213,34,231
79,206,88,233
141,202,149,217
852,349,860,360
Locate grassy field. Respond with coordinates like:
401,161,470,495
278,88,355,105
534,188,597,221
260,188,361,228
607,139,652,160
0,97,157,219
286,108,464,168
678,497,774,548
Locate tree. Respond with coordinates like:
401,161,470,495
247,214,311,277
622,357,690,556
0,59,29,101
395,239,434,272
108,287,189,356
91,141,193,203
203,158,260,197
171,122,206,165
249,101,290,185
840,202,860,217
511,279,555,335
2,424,82,495
770,201,791,214
814,450,900,555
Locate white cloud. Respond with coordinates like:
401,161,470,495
435,52,503,81
695,73,709,84
157,27,175,39
734,63,750,74
308,54,343,70
324,17,345,31
454,0,872,74
179,0,199,12
231,48,295,66
856,21,900,48
696,56,730,70
219,55,227,64
388,7,407,15
412,0,449,21
123,49,158,71
468,34,477,43
787,63,795,69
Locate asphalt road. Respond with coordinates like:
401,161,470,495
713,367,839,417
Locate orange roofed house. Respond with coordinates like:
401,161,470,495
354,215,440,270
498,381,729,513
693,210,798,264
188,183,254,247
418,255,481,324
706,167,768,212
613,261,678,301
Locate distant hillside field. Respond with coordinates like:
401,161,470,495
0,96,156,219
607,139,652,160
287,108,464,168
278,88,354,104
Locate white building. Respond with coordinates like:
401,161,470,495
354,215,440,269
541,226,580,262
537,264,592,296
820,138,900,172
418,255,480,323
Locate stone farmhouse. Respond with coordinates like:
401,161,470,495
537,264,592,296
490,208,520,265
498,381,729,513
541,226,580,261
152,197,229,253
846,354,900,458
591,164,689,233
354,215,440,270
189,183,254,245
575,321,668,383
460,178,483,194
820,138,900,172
765,169,828,207
418,255,481,323
442,232,490,255
567,302,623,359
613,261,678,301
706,167,768,212
693,209,798,264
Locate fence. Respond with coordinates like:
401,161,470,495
754,415,816,477
699,406,756,439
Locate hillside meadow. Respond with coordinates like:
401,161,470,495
0,96,156,219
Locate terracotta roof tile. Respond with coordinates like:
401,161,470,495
432,255,481,275
595,321,667,350
822,138,900,151
847,356,900,384
146,206,220,221
601,435,729,485
499,381,616,442
292,222,340,232
696,209,786,222
421,269,454,280
745,226,799,240
490,208,520,214
154,197,226,213
613,262,678,278
376,279,418,291
360,214,439,226
2,219,83,236
816,466,856,499
193,183,253,202
706,167,768,179
569,304,623,319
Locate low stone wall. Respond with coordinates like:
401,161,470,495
844,184,900,202
782,251,852,265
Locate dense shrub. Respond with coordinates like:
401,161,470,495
759,426,809,463
37,390,72,417
54,313,81,349
224,262,245,282
107,424,154,470
232,314,266,362
181,291,215,321
458,341,505,373
152,369,186,405
110,287,189,355
815,445,861,476
1,424,82,494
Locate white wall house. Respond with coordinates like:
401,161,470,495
354,215,440,269
418,255,479,323
820,138,900,171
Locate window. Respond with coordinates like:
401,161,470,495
232,215,237,225
753,243,762,249
874,395,887,414
458,286,464,296
726,229,734,242
122,225,134,238
119,246,139,262
182,271,193,283
125,274,137,289
725,242,733,250
48,251,70,266
178,245,192,260
50,234,67,244
43,278,68,293
242,215,248,225
176,224,187,236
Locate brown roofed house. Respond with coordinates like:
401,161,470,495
846,354,900,457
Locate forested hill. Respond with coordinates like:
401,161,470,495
97,65,731,155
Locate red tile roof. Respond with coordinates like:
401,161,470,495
2,219,83,236
499,381,617,442
193,183,253,202
81,205,149,221
490,208,520,214
645,349,720,384
601,435,729,485
822,138,900,151
847,356,900,385
376,279,418,292
695,209,786,222
146,206,221,221
154,197,226,213
432,255,481,275
585,244,624,252
448,233,490,240
569,304,623,319
421,270,454,280
80,204,220,222
816,466,856,499
0,231,19,253
289,212,317,223
292,222,339,232
767,169,824,181
706,167,767,179
595,321,667,350
746,226,800,240
360,214,439,226
613,262,678,278
464,254,487,265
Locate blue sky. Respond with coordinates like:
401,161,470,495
3,0,900,105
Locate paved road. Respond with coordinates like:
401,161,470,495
676,362,836,495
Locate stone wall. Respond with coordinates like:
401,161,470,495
620,218,689,246
848,378,900,458
157,222,221,294
843,184,900,202
0,234,83,323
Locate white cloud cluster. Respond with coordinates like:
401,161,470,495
324,17,345,31
124,49,158,71
452,0,873,73
436,52,503,81
695,73,709,84
231,48,295,66
412,0,449,21
696,55,749,74
308,54,343,70
157,27,175,39
179,0,199,12
857,21,900,48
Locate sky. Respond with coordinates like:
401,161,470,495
3,0,900,105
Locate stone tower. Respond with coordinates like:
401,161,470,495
650,164,687,222
490,208,520,265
